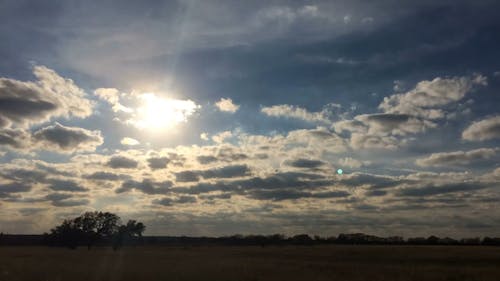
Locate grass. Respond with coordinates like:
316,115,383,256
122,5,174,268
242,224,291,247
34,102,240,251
1,245,499,281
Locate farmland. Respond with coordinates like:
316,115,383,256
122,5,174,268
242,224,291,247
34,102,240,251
1,245,499,281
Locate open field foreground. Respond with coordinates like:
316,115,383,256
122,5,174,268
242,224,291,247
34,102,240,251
1,245,499,281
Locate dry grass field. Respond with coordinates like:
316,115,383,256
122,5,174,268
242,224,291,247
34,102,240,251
1,245,499,281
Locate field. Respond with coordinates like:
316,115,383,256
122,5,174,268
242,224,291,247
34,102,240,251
1,245,499,281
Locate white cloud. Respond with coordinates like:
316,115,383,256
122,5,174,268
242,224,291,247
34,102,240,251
121,137,140,146
333,74,487,150
212,131,233,144
0,65,93,129
462,116,500,141
379,74,487,119
200,133,209,141
215,98,240,113
416,148,499,167
94,88,132,113
261,104,329,123
339,157,365,168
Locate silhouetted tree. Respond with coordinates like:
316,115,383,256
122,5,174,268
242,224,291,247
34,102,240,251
112,220,146,250
47,212,145,249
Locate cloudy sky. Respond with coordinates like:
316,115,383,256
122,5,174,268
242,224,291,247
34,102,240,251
1,0,499,237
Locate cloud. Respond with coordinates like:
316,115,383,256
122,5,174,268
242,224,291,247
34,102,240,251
0,129,31,149
147,157,170,170
248,189,350,201
0,65,93,129
32,123,103,153
261,104,329,123
215,98,240,113
173,171,330,196
397,182,489,197
0,123,102,153
85,171,126,181
284,158,326,169
416,148,499,167
117,179,172,194
212,131,232,144
94,88,132,112
94,88,119,105
153,195,197,206
0,182,32,198
47,179,88,192
354,113,435,136
339,172,403,190
462,115,500,141
379,74,487,119
44,193,72,202
120,137,140,146
197,155,218,164
175,171,200,183
333,75,487,150
45,192,89,207
199,164,250,179
0,168,48,184
175,164,250,183
338,157,364,169
106,156,139,169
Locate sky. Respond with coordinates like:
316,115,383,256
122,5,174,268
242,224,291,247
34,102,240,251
0,0,499,237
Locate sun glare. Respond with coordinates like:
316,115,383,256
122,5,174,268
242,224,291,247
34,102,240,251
133,93,199,130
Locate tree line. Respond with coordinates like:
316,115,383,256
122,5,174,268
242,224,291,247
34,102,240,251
162,233,500,246
1,211,500,248
42,211,145,250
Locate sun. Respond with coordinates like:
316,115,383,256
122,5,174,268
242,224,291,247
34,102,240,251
133,93,199,130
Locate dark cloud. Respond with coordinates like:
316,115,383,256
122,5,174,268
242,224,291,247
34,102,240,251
0,123,102,153
197,155,218,164
175,171,200,182
0,66,93,128
172,172,333,197
18,208,46,216
0,128,30,149
397,182,489,197
366,190,387,197
32,123,102,152
51,198,90,207
85,171,127,181
153,195,197,206
340,173,403,189
199,193,232,200
248,189,311,201
0,182,32,197
196,147,249,165
199,164,250,179
285,158,326,169
1,168,47,184
247,189,350,201
116,179,172,194
47,179,87,192
45,192,89,207
175,164,250,183
147,157,170,170
106,156,138,169
45,193,72,202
